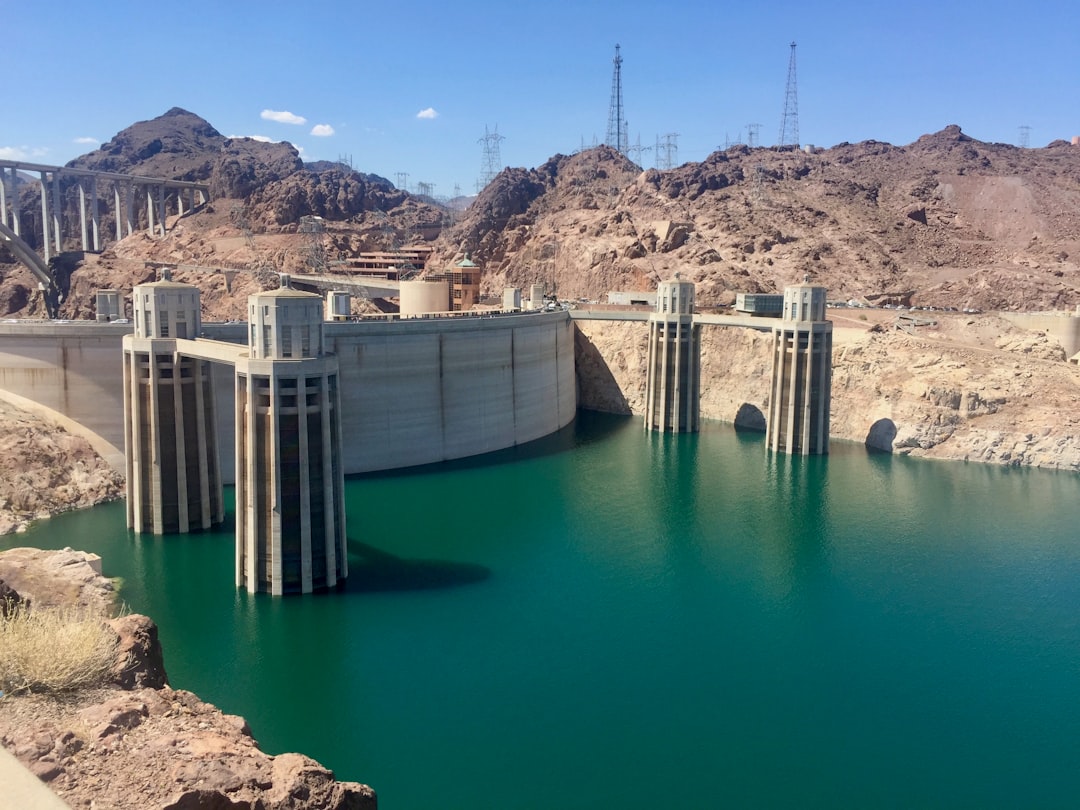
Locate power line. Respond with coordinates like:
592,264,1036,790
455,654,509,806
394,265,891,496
778,41,799,147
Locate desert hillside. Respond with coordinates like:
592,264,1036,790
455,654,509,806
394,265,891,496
0,110,1077,535
431,128,1080,313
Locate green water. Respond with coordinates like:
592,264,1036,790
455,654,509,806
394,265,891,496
7,413,1080,809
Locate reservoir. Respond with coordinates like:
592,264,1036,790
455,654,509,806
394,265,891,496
7,412,1080,808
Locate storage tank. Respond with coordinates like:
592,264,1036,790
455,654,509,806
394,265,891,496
503,287,521,311
400,279,450,315
326,290,351,321
529,283,545,310
95,289,121,322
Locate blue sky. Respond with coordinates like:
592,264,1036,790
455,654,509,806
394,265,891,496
4,0,1078,198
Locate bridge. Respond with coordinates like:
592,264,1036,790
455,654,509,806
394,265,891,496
0,160,210,313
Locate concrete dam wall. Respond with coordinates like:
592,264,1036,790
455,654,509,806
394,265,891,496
0,311,577,480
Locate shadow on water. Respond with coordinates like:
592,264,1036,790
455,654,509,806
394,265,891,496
350,409,632,481
342,540,491,593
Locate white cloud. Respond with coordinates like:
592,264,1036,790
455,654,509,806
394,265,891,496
261,109,307,125
73,137,98,145
416,107,439,120
310,124,335,137
0,145,47,161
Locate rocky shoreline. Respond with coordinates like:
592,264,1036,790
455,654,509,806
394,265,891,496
0,547,377,809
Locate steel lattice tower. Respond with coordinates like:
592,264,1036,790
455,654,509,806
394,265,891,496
606,44,628,155
778,41,799,147
477,125,505,190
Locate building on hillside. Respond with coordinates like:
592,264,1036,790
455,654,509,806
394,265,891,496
426,254,481,311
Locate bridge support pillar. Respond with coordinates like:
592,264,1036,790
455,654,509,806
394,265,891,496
235,280,347,595
90,176,100,251
157,184,167,237
766,282,832,455
644,274,700,433
145,186,155,237
0,168,7,231
38,172,51,262
50,172,62,255
79,182,88,251
123,273,223,533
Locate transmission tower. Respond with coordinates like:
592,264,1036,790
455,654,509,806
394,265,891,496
1018,125,1031,148
747,123,761,148
395,172,409,192
605,44,628,155
626,133,651,166
655,133,679,170
478,125,505,190
778,41,799,147
416,181,434,198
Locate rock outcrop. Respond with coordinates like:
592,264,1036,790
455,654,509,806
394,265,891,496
0,548,377,809
0,400,123,536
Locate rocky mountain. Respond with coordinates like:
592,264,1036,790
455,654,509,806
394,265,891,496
432,127,1080,313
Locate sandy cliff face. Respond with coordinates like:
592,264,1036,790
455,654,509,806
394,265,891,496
0,400,123,535
574,314,1080,471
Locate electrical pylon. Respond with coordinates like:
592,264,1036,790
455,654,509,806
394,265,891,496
778,41,799,147
606,44,628,155
477,125,505,190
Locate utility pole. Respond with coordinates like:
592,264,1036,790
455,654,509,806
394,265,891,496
1018,125,1031,148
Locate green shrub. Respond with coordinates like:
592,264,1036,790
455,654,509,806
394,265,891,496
0,601,118,694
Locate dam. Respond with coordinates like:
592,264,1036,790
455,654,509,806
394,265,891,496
0,275,831,593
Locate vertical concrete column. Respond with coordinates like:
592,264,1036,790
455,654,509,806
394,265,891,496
171,353,190,532
268,367,283,596
146,186,155,236
79,181,89,251
157,184,167,237
123,348,141,530
50,173,62,254
113,183,122,242
90,176,100,251
0,168,7,229
147,346,164,534
125,183,134,236
297,375,313,593
38,172,51,262
194,360,212,528
177,188,185,217
10,168,19,236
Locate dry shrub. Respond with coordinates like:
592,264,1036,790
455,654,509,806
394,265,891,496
0,601,119,694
